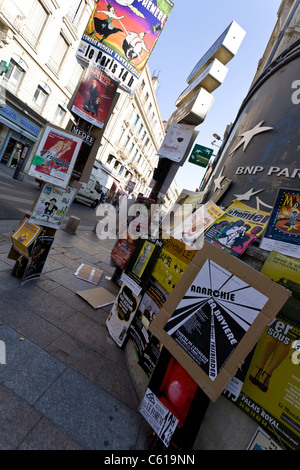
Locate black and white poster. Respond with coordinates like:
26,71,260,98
163,259,269,381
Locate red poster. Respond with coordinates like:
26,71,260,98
71,64,119,128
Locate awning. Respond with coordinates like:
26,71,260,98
0,114,39,142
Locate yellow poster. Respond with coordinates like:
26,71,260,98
152,236,197,293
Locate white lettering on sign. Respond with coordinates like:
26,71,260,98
235,167,300,179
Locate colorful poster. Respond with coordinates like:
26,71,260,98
11,218,42,257
173,200,224,248
205,200,269,257
28,125,83,188
29,184,77,230
121,237,163,296
237,312,300,450
21,235,54,285
106,283,141,347
139,348,210,449
76,0,174,94
163,258,269,380
156,123,195,163
224,250,300,450
71,64,119,128
151,237,197,293
260,189,300,259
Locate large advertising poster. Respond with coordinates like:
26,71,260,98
71,64,119,128
223,250,300,450
205,200,270,257
260,189,300,259
76,0,174,94
28,125,83,188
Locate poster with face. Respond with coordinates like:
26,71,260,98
76,0,174,94
71,64,119,128
28,125,83,188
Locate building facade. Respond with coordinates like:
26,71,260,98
91,65,179,209
0,0,178,208
0,0,95,172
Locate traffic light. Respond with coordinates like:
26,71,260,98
0,61,9,76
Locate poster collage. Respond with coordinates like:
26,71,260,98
106,186,300,450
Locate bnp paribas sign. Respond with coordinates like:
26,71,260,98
204,49,300,212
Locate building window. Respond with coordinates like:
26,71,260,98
47,32,69,75
106,155,114,165
138,123,144,134
133,114,140,126
5,58,26,92
133,149,138,160
141,131,146,141
67,0,85,25
144,92,149,101
32,83,50,110
53,104,67,125
119,165,125,175
23,0,48,48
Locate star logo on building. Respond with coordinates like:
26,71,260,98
229,121,274,156
233,188,264,202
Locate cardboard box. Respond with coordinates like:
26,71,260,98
11,217,42,257
149,241,291,402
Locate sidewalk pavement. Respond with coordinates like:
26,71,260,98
0,219,152,450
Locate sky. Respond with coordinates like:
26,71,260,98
147,0,283,193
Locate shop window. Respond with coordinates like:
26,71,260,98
53,104,67,125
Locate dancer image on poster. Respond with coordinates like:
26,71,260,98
122,31,149,61
90,3,124,42
283,210,300,231
115,0,145,18
248,331,295,393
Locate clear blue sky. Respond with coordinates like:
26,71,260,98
147,0,283,193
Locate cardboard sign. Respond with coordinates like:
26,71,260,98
76,286,116,309
149,241,291,402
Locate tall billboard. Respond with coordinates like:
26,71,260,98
76,0,174,94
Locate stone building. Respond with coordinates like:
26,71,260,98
0,0,178,208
